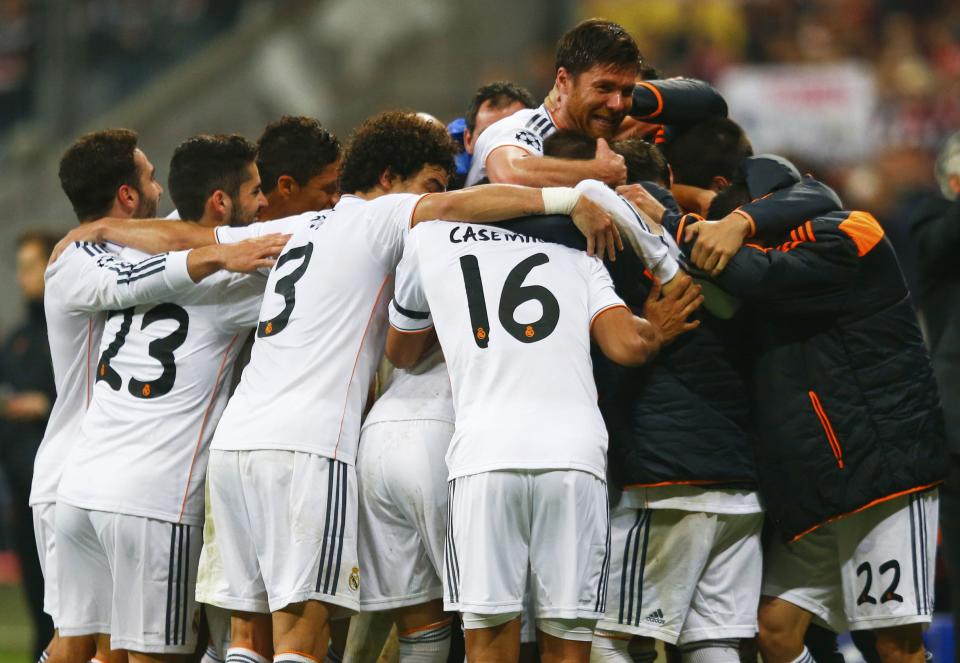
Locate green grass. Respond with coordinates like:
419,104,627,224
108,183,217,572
0,583,32,663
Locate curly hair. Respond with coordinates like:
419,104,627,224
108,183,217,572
338,111,456,195
59,128,140,221
256,116,341,194
168,134,257,221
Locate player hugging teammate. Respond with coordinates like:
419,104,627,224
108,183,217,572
31,16,945,663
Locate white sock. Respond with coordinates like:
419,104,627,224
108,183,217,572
788,646,815,663
228,648,271,663
397,620,453,662
592,631,656,663
679,639,740,663
202,645,225,663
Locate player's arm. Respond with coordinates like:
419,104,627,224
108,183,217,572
51,219,216,260
385,327,435,370
590,306,661,367
485,139,627,187
385,236,435,369
413,183,623,260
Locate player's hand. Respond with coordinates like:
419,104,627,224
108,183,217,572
643,273,702,344
49,220,108,264
616,183,666,229
671,183,716,216
218,234,291,273
592,138,627,187
1,391,51,421
570,195,623,261
684,213,752,276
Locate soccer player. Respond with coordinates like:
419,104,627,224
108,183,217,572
193,110,618,663
464,19,637,187
463,82,537,157
51,133,284,663
38,130,284,663
256,116,342,218
382,189,697,661
680,155,946,663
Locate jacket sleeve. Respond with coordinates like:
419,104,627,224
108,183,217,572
734,177,843,238
52,243,195,314
910,195,960,278
631,78,727,124
685,216,863,314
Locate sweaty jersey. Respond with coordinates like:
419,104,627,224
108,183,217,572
465,104,558,186
57,247,266,525
30,242,194,506
211,194,423,463
389,221,625,480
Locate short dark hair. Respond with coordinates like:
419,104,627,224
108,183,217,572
18,229,60,258
707,181,751,219
256,116,341,195
168,134,257,221
465,81,537,133
59,129,140,221
339,111,456,195
612,138,669,186
542,129,596,160
663,118,753,188
555,19,642,77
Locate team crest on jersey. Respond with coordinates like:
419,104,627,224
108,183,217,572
514,129,542,151
349,566,360,591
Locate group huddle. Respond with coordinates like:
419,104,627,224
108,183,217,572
31,17,946,663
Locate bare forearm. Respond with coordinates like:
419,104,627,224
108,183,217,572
98,219,216,253
415,185,545,224
488,154,600,187
184,245,226,282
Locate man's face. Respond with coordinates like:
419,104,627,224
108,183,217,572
558,64,637,140
132,148,162,218
391,164,449,195
16,240,48,302
228,162,268,226
466,99,529,154
292,159,341,212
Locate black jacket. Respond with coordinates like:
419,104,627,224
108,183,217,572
685,210,947,540
910,194,960,456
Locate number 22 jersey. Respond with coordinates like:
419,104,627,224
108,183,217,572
389,221,626,481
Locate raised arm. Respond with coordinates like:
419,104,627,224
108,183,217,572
485,139,627,187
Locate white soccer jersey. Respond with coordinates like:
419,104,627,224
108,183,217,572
213,210,320,244
389,221,626,480
57,247,266,525
211,193,423,464
362,347,454,427
465,105,558,186
29,242,194,506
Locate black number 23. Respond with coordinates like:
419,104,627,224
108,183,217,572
458,252,560,348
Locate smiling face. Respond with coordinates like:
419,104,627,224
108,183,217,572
227,162,267,226
557,64,637,140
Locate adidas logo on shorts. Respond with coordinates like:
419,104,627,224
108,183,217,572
644,608,666,625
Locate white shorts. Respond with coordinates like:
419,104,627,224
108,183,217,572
597,505,763,645
763,489,938,633
444,469,609,622
197,449,359,615
357,419,453,610
55,503,202,653
32,502,59,625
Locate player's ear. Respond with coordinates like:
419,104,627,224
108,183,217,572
556,69,571,95
463,127,474,155
277,175,298,198
710,175,730,192
208,190,230,220
378,169,397,191
116,183,139,214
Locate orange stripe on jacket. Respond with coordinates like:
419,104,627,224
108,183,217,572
838,211,884,257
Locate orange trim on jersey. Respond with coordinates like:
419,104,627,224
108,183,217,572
85,318,94,408
178,333,239,520
808,391,844,469
805,220,816,241
675,213,703,245
732,208,756,237
334,275,392,459
409,193,433,229
789,481,943,542
544,105,562,129
636,81,665,119
622,478,754,489
398,618,454,637
838,211,884,257
275,651,320,663
589,303,630,334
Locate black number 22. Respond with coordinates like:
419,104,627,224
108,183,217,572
857,560,904,605
458,252,560,348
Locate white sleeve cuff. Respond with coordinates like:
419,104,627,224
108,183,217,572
388,299,433,332
164,250,195,288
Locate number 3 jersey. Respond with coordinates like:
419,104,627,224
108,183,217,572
56,247,266,526
389,221,626,481
210,193,422,465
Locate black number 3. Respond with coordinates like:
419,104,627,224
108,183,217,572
258,243,314,338
459,252,560,348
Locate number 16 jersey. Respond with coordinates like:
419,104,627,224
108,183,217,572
389,222,626,481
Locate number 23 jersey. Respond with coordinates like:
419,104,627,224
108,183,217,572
57,247,266,526
389,221,625,481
